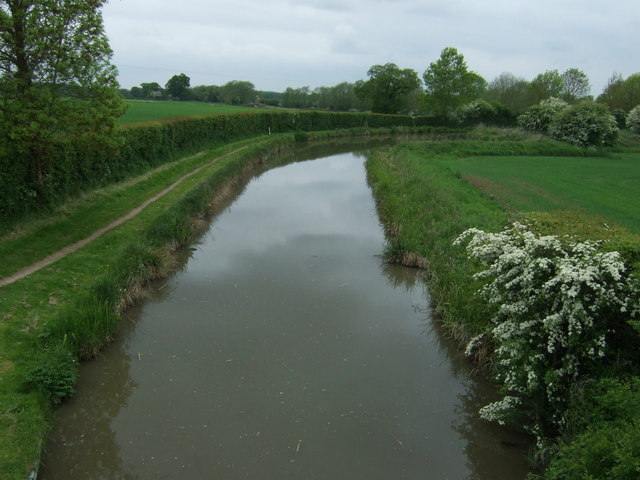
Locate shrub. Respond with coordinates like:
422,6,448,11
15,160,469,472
548,102,618,148
454,223,639,443
517,98,568,133
454,99,496,126
545,378,640,480
612,108,628,129
627,105,640,133
22,346,78,405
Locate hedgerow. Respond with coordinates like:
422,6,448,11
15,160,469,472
0,110,443,223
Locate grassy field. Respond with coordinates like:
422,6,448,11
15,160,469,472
118,100,262,124
441,151,640,233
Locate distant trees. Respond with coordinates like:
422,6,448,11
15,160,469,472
189,84,221,103
484,72,530,114
423,47,486,118
141,82,163,99
219,80,256,105
281,82,360,111
165,73,190,100
355,63,421,114
597,72,640,112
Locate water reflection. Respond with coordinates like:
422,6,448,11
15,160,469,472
40,150,530,479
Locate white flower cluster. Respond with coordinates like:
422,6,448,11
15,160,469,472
455,222,639,439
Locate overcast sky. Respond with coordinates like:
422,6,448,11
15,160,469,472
102,0,639,96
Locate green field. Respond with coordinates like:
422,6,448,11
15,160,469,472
440,152,640,232
119,100,261,124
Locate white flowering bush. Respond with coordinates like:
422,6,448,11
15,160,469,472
517,97,568,133
548,102,618,148
453,99,496,126
454,223,639,441
627,105,640,133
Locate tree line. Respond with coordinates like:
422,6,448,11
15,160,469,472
120,75,282,107
123,48,640,125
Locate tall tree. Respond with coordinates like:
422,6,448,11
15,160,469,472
0,0,124,191
527,70,564,104
423,47,486,118
355,63,420,114
484,72,531,113
597,72,640,112
165,73,190,100
219,80,256,105
140,81,163,99
560,68,591,103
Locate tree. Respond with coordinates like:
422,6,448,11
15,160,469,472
219,80,256,105
165,73,190,100
0,0,124,196
140,81,163,99
561,68,591,103
189,84,221,103
484,72,531,113
527,70,564,104
282,86,311,109
423,47,486,118
355,63,420,114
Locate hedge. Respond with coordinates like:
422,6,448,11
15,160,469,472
0,111,443,224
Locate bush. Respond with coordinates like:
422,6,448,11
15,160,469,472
517,98,568,133
22,346,78,405
628,105,640,133
455,223,639,443
612,108,628,129
545,378,640,479
454,100,518,127
548,102,619,148
454,99,496,126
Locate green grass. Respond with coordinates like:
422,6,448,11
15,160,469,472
118,100,261,124
441,152,640,233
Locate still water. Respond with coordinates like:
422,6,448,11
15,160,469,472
40,151,531,479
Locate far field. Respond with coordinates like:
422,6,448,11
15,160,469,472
443,151,640,233
118,100,263,124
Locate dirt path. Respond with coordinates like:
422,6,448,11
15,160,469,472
0,146,248,288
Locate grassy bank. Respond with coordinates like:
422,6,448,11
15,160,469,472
365,131,640,477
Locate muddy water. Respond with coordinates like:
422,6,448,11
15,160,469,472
39,151,531,479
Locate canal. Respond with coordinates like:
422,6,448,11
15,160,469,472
39,147,530,479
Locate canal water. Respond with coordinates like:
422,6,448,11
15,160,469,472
39,149,531,479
